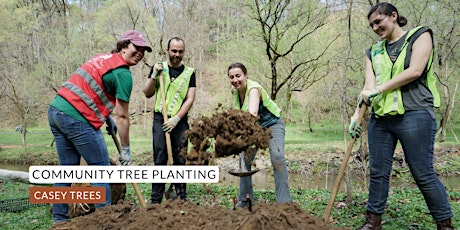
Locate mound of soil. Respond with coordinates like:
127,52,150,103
50,105,349,230
183,106,271,165
51,200,348,230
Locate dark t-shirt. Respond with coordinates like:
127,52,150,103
365,33,407,63
169,65,196,87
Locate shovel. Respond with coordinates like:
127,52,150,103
158,71,176,200
164,183,176,200
323,104,367,221
110,130,147,208
227,149,260,177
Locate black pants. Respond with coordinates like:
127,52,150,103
150,112,188,204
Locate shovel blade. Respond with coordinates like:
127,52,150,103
164,184,177,200
227,169,260,177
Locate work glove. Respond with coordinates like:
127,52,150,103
106,115,117,136
348,114,363,139
359,86,382,105
148,62,164,79
162,115,180,133
118,145,131,166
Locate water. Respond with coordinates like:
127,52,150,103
2,163,459,192
219,168,371,191
0,163,30,172
219,168,460,192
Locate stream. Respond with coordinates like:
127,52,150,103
219,168,460,192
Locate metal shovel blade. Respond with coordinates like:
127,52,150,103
227,168,260,177
227,151,260,177
164,183,177,200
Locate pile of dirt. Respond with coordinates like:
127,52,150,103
183,106,271,165
50,106,351,229
51,200,348,230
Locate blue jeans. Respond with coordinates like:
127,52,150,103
48,106,111,223
367,110,452,221
238,118,291,203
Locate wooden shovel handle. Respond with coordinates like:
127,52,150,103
111,132,147,208
323,104,367,221
158,71,174,166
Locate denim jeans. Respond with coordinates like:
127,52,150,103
367,110,452,221
238,118,291,203
48,106,111,223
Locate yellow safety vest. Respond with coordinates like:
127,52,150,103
371,26,440,116
233,79,281,118
154,61,194,116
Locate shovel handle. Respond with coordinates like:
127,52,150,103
323,104,367,221
158,71,174,166
131,183,146,207
111,132,122,155
110,132,147,208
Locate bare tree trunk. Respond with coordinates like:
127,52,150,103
6,79,27,146
341,0,363,204
438,76,458,142
341,1,353,148
22,125,27,146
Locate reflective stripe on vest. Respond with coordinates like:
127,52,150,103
154,61,194,116
58,53,127,128
233,79,281,117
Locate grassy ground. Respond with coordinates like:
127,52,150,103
1,181,459,230
1,125,460,229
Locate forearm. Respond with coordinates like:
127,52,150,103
175,98,194,119
117,116,130,146
377,69,421,93
352,106,360,118
174,87,196,119
143,78,157,98
115,100,130,146
247,88,260,116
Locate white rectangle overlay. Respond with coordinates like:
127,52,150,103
29,165,219,184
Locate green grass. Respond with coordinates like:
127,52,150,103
0,124,348,166
285,124,343,143
0,128,51,146
1,205,53,230
0,128,154,166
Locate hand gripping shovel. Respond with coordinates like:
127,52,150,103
110,131,147,208
323,103,367,221
158,71,176,200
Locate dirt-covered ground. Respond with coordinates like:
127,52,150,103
50,108,350,230
51,199,348,230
